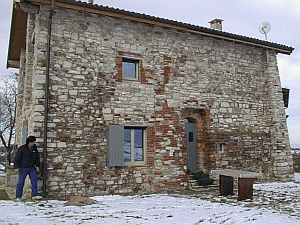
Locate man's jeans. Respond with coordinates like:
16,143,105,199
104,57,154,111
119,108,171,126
16,167,38,198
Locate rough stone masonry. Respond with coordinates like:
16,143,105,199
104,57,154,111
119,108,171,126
12,1,293,198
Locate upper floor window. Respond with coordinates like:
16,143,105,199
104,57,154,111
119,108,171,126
122,58,139,79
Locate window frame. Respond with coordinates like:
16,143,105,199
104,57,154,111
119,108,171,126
122,57,139,80
124,126,147,166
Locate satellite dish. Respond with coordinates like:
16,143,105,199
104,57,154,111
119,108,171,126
259,22,271,40
259,22,271,64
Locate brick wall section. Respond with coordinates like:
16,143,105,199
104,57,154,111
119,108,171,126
15,5,294,198
213,132,272,175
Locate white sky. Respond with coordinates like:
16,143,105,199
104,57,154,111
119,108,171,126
0,0,299,147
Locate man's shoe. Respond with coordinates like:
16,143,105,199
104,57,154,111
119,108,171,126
15,198,22,202
32,195,42,200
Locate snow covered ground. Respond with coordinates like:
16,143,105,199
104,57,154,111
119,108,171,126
0,173,299,225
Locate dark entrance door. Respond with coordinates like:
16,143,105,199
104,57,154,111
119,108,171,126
185,119,197,173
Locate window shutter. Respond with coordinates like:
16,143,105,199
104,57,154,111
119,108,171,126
108,124,124,167
22,125,28,145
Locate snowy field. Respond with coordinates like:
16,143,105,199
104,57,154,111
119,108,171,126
0,173,299,225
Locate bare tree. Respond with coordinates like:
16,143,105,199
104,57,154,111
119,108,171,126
0,73,17,171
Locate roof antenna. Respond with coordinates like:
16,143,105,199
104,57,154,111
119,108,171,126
259,22,271,64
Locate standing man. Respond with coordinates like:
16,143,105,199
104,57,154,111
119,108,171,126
14,136,41,200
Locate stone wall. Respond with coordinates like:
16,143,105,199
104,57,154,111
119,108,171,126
15,49,26,146
15,4,294,198
15,11,39,146
265,56,294,181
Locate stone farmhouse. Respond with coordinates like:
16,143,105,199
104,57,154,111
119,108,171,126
7,0,294,198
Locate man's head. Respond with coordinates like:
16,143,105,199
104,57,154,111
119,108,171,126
26,136,36,148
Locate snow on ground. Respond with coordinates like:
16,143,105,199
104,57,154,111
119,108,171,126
1,194,299,225
0,173,299,225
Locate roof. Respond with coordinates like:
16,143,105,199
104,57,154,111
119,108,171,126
7,0,294,68
7,2,28,68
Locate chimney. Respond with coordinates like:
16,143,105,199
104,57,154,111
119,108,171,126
209,19,223,31
88,0,93,4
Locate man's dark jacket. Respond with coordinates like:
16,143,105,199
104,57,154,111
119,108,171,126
14,144,40,169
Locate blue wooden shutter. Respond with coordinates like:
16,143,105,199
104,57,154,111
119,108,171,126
108,124,124,167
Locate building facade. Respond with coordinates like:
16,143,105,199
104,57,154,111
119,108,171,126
8,0,294,198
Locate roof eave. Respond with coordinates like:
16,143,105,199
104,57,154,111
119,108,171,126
7,2,28,69
7,0,294,68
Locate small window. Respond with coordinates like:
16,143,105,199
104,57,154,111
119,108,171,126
217,143,225,152
188,132,194,142
122,58,139,79
124,127,146,165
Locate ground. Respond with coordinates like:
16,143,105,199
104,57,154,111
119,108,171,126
0,173,299,225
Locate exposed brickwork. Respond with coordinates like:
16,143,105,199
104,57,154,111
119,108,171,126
212,132,272,175
14,4,294,198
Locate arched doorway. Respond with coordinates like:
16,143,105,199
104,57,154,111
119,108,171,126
184,118,197,173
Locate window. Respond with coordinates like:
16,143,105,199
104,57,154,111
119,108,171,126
217,143,225,152
124,128,146,164
188,132,194,142
22,125,28,145
108,125,146,167
122,58,139,79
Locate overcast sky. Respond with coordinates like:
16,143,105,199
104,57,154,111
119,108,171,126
0,0,299,147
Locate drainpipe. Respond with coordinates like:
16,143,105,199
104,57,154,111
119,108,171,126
43,0,55,199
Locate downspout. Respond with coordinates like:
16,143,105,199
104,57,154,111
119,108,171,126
43,0,55,199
